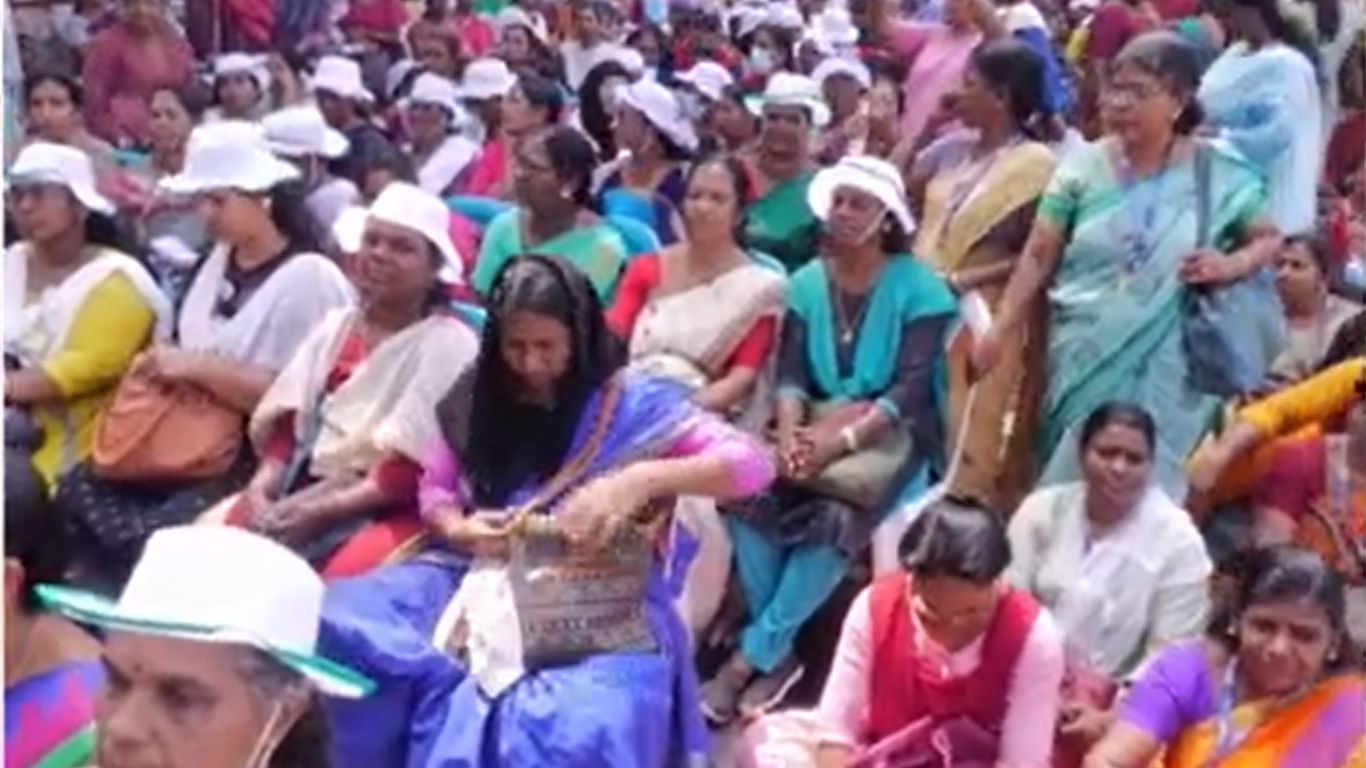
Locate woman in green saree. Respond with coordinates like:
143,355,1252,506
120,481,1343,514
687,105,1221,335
972,32,1281,497
472,125,628,300
702,155,956,724
741,73,827,273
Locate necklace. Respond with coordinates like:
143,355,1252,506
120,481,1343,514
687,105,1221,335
833,285,869,346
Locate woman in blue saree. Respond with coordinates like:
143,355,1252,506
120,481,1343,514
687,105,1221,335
319,253,775,768
972,32,1282,497
702,156,957,724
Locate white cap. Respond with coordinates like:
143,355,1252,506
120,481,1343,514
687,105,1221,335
385,59,422,101
812,56,871,90
262,106,350,159
496,6,550,44
160,121,300,195
213,51,271,94
309,55,375,103
454,58,517,100
753,72,831,127
363,182,464,283
407,72,463,116
602,45,646,77
766,2,805,30
8,142,115,215
675,61,734,103
810,6,861,55
36,526,374,699
808,155,916,232
616,79,698,151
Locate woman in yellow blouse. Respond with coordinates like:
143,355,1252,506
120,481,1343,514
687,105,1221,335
4,143,169,486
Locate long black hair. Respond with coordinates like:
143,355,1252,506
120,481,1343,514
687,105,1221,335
266,180,327,255
1113,32,1208,135
898,496,1013,584
439,254,623,506
970,38,1051,140
4,450,68,612
577,60,632,160
542,126,600,210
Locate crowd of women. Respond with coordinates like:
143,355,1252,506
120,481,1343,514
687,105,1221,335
3,0,1365,765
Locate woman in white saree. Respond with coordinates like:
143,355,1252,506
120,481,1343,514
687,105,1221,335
58,122,355,592
223,183,481,578
607,155,788,637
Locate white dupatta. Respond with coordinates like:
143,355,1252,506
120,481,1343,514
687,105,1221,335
416,134,480,197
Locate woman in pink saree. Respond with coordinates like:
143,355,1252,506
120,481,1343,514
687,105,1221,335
82,0,194,148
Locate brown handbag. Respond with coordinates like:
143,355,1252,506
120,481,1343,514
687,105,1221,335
91,369,244,482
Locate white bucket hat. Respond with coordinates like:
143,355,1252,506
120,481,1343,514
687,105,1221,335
407,72,463,117
752,72,831,127
213,51,271,94
385,59,422,101
812,56,872,90
675,61,734,103
36,526,374,699
309,55,375,103
161,121,300,196
360,182,464,283
808,155,916,232
616,79,698,151
810,6,861,55
7,142,115,215
766,2,806,31
496,6,549,44
262,106,350,159
454,58,517,101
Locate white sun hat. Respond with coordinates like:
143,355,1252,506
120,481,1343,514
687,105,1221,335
364,182,464,283
812,56,872,90
752,72,831,127
454,58,517,100
810,5,861,55
36,526,374,699
675,61,734,103
616,79,698,151
161,121,300,196
7,142,115,215
808,154,916,232
309,55,375,103
213,51,271,94
496,6,550,44
331,204,368,256
262,105,350,159
766,2,805,31
385,58,422,101
407,72,463,117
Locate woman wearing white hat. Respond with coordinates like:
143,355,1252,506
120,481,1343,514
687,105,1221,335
455,58,519,147
213,182,480,579
496,5,561,80
38,525,374,768
263,105,362,239
58,122,355,592
811,55,874,165
4,142,171,489
742,72,826,272
310,55,389,185
206,52,271,123
705,156,957,723
595,79,697,245
460,72,565,199
403,73,482,198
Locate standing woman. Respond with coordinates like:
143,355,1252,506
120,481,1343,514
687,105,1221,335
972,33,1282,497
403,74,481,198
607,155,789,636
596,80,697,245
472,126,629,300
910,39,1058,513
704,156,957,723
81,0,194,148
1199,0,1322,235
58,122,355,591
4,143,170,488
743,73,826,273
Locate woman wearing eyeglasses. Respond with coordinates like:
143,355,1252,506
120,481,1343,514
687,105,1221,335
972,32,1282,499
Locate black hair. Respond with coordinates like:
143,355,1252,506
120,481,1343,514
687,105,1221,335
212,67,263,107
238,650,332,768
353,139,419,188
1228,0,1322,71
898,496,1013,584
880,216,911,255
151,81,213,123
1305,0,1341,41
438,254,623,506
25,72,83,107
577,60,632,160
85,212,137,254
261,180,326,255
515,72,567,125
741,26,798,72
1079,401,1157,455
1211,547,1362,674
685,153,754,245
1319,310,1365,368
970,38,1051,139
1283,232,1335,276
4,450,68,612
866,55,908,116
542,125,599,210
1113,32,1207,135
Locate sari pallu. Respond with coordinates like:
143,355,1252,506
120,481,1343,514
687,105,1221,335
319,374,717,768
1035,141,1266,498
744,169,820,273
5,660,102,768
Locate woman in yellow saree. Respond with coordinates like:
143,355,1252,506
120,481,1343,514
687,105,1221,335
1083,547,1364,768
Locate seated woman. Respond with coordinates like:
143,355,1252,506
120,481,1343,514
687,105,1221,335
404,73,481,198
594,79,696,245
459,73,564,199
703,156,957,723
1084,546,1364,768
318,254,774,768
1008,402,1212,675
4,143,169,488
22,74,117,178
5,452,103,768
1250,382,1364,581
221,183,481,579
1266,234,1362,388
58,122,355,592
205,53,270,123
472,126,629,300
607,155,788,636
741,499,1066,768
742,73,825,272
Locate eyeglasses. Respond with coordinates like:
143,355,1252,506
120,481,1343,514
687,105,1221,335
1102,81,1166,108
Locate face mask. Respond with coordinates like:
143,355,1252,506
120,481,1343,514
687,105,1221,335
748,47,776,75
